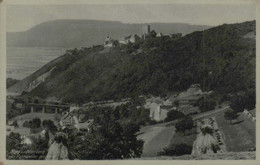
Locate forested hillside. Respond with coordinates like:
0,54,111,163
22,21,255,104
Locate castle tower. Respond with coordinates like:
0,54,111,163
142,24,150,35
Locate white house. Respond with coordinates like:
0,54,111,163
156,32,163,37
21,137,33,145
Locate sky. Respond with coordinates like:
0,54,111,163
7,4,255,32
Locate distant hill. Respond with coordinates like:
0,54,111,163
7,20,211,48
8,21,255,104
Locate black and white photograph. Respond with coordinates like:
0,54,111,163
4,1,257,161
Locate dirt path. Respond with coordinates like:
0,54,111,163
192,106,229,120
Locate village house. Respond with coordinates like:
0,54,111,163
243,109,256,122
119,34,141,44
7,127,31,145
6,126,34,145
74,119,94,132
144,97,175,121
60,111,94,132
7,120,14,126
156,32,163,38
60,112,75,127
6,125,15,132
21,136,33,145
159,105,177,120
13,99,25,110
119,35,131,44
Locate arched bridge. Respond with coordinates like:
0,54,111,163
28,103,70,114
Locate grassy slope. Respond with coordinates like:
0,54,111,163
7,54,68,94
137,124,175,157
215,112,256,152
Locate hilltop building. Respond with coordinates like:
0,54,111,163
119,35,131,44
141,24,151,40
119,34,141,44
142,24,151,35
104,36,114,47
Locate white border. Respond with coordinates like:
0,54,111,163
1,0,259,165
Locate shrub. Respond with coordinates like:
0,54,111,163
224,108,239,124
23,121,30,128
165,110,185,122
230,89,255,112
42,120,57,132
31,118,41,128
200,125,214,135
175,117,193,135
157,143,192,156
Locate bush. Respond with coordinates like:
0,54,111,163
22,118,41,128
230,89,255,112
165,110,185,122
224,108,239,124
31,118,41,128
23,121,30,128
42,120,57,132
175,117,193,135
157,143,192,156
200,125,214,135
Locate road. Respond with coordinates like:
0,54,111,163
192,106,229,120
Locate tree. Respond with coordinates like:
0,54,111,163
6,132,22,153
31,118,41,128
173,100,179,108
13,120,18,128
69,121,144,159
175,117,193,135
230,89,256,113
224,109,239,124
23,120,30,128
165,110,185,122
157,143,192,156
42,120,57,132
112,40,119,47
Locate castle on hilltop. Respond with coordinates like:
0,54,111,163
103,24,182,47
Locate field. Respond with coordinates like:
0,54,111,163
215,111,256,152
137,124,175,157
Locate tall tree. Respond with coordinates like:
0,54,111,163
175,117,193,135
224,109,239,124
